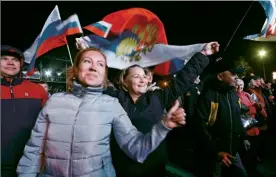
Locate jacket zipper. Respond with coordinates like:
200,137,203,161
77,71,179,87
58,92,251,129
69,112,78,177
9,79,16,112
226,93,233,154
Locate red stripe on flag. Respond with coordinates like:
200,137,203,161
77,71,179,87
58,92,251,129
153,61,171,76
266,20,276,36
84,26,105,37
36,35,67,57
65,27,82,36
26,68,35,76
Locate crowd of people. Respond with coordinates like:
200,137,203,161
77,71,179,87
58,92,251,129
1,43,275,177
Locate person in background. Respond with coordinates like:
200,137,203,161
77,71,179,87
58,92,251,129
16,47,186,177
144,67,161,91
1,45,49,177
194,61,249,177
246,76,269,162
261,80,275,135
236,78,262,177
38,81,51,97
105,41,220,177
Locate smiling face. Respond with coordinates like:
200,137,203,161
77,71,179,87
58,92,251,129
236,79,244,93
123,66,149,95
0,55,21,77
77,50,107,87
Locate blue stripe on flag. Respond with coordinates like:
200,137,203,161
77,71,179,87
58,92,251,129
28,19,75,72
38,20,79,50
38,20,62,47
85,30,139,56
93,23,108,32
169,58,185,74
60,21,80,32
259,0,274,36
86,35,111,46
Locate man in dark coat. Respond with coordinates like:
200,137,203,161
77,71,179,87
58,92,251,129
194,59,249,177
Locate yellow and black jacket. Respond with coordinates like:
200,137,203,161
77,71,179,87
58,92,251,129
194,77,246,157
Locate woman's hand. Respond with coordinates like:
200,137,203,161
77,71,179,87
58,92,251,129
162,100,186,129
218,152,235,167
201,41,220,56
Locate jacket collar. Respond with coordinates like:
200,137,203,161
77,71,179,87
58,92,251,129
72,81,104,98
1,76,23,86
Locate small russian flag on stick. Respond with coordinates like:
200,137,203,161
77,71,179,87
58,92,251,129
83,21,112,38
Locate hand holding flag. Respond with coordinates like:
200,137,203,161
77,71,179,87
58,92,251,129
200,42,220,56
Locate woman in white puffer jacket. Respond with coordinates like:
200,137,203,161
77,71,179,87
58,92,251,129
16,48,186,177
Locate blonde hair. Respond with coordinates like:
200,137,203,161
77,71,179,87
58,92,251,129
118,65,150,91
66,48,108,92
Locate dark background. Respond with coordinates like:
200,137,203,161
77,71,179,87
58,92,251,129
1,1,276,81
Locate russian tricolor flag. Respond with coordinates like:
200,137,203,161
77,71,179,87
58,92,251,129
56,14,83,36
25,6,83,75
83,21,112,38
244,0,276,41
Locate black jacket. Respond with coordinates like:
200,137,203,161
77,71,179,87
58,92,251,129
166,83,202,171
194,76,246,157
1,77,48,175
104,52,210,177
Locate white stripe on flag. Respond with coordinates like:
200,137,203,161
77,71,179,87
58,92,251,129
97,21,112,38
98,21,112,29
56,14,83,33
24,5,62,64
104,43,205,69
24,36,39,64
41,5,62,35
76,35,205,70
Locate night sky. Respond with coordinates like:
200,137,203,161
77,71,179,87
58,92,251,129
2,1,276,81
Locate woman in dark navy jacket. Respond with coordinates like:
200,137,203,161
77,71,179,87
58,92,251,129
105,42,220,177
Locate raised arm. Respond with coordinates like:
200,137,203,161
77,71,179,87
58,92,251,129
154,42,219,109
112,99,185,163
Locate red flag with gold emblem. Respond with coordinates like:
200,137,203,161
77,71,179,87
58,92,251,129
80,8,205,75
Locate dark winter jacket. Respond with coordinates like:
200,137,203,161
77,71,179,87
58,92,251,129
1,77,48,175
104,52,210,177
194,76,246,157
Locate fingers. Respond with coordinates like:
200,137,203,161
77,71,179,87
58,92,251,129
176,120,186,126
168,100,180,114
171,108,186,126
172,108,185,117
222,158,231,167
171,116,185,123
171,108,186,121
226,153,235,160
211,42,220,52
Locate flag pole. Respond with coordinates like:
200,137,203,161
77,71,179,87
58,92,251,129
224,1,255,52
66,44,73,65
56,5,74,66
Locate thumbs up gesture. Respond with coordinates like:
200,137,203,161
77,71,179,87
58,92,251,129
162,100,186,129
